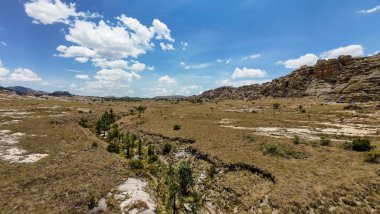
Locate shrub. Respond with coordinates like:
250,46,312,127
352,138,373,152
87,195,97,210
320,137,331,146
207,165,217,178
130,159,144,169
178,161,195,196
365,151,380,163
92,142,98,148
79,117,89,128
147,144,155,156
342,141,352,150
272,103,281,110
106,143,120,153
163,143,172,155
173,124,181,130
148,154,159,163
293,135,301,145
301,109,306,113
261,143,307,159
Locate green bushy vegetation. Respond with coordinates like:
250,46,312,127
173,124,181,130
352,138,373,152
163,143,173,155
273,103,281,109
95,109,116,135
365,151,380,163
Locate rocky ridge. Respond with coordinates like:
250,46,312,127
193,54,380,102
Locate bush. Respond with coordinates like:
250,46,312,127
92,142,98,148
87,195,97,210
261,143,307,159
148,154,159,163
147,144,155,156
342,141,353,150
207,165,217,178
293,135,301,145
301,109,306,113
163,143,172,155
273,103,281,110
106,143,120,153
352,138,373,152
320,137,331,146
365,151,380,163
129,159,144,169
178,161,195,195
79,117,89,128
173,124,181,130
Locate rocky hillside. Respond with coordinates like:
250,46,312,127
194,54,380,102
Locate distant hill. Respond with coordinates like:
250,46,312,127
154,95,187,100
49,91,72,97
7,86,48,96
192,54,380,102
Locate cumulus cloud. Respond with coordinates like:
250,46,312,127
24,0,78,25
160,43,174,51
217,79,271,87
75,57,88,63
241,54,261,61
8,68,42,82
0,60,10,77
357,5,380,14
91,58,128,69
151,19,175,42
320,45,364,59
276,53,319,69
158,75,177,84
232,67,266,79
57,45,98,58
75,74,89,80
1,42,7,46
180,62,209,70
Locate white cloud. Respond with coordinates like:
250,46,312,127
57,45,98,58
69,83,77,89
0,67,10,77
151,19,175,42
75,74,89,80
158,75,177,84
181,42,188,50
225,58,232,64
216,59,223,63
42,81,50,86
1,42,7,46
181,62,209,70
217,58,232,64
241,54,261,61
232,67,266,79
276,53,319,69
75,57,88,63
84,68,141,90
320,45,364,59
357,5,380,14
160,42,174,51
8,68,42,82
217,78,271,87
129,61,147,72
24,0,78,25
91,58,128,69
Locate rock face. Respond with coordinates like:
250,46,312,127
193,54,380,102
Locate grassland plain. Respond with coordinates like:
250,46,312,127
0,92,379,213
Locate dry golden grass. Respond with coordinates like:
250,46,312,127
1,95,379,213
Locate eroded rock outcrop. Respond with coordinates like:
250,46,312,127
193,54,380,102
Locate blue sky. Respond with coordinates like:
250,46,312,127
0,0,379,97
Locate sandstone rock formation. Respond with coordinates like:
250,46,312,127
193,54,380,102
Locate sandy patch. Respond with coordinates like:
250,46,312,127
221,122,379,141
0,130,48,163
92,178,156,214
218,118,234,124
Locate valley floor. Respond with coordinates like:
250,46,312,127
0,93,379,213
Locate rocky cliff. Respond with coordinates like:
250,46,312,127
194,54,380,102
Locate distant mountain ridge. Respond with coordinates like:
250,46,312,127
0,86,73,97
192,54,380,102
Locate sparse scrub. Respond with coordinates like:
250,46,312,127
365,151,380,163
163,143,173,155
352,138,373,152
272,103,281,110
173,124,181,130
148,154,159,163
207,165,217,178
320,137,331,146
130,159,144,169
261,143,306,159
87,195,97,210
91,142,98,148
106,143,120,153
147,144,155,156
134,106,147,113
293,135,301,145
79,117,89,128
